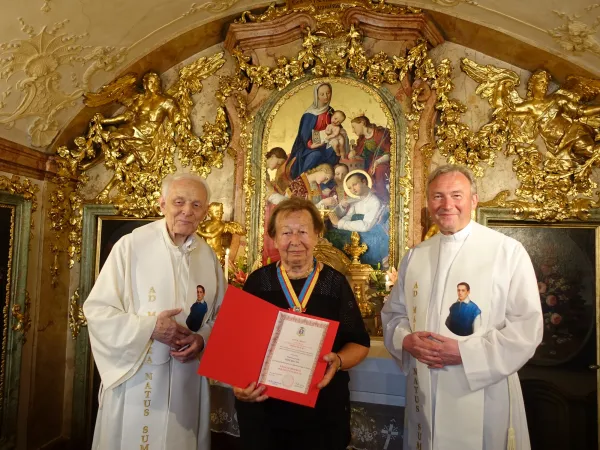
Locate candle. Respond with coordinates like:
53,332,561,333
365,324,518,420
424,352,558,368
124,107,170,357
224,248,230,284
385,274,392,291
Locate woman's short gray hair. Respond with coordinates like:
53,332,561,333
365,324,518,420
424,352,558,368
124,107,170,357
161,173,211,202
426,164,477,195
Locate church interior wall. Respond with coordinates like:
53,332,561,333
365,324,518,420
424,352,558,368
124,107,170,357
0,2,598,448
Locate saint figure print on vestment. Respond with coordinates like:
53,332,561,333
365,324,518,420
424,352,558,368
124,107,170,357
444,281,482,336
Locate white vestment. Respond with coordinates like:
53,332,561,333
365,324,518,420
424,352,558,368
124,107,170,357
381,221,542,450
336,191,382,232
84,219,225,450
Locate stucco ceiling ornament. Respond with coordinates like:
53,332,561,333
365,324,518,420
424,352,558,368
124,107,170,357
184,0,242,15
549,6,600,56
460,58,600,221
431,0,478,6
0,19,128,149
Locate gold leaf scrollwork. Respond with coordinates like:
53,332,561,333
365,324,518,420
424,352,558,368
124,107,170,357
51,51,235,279
68,289,87,340
461,58,600,221
0,175,39,243
11,292,31,344
430,58,497,178
232,12,432,91
0,175,39,214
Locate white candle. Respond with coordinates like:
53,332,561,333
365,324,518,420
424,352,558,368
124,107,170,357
224,248,230,284
385,274,392,291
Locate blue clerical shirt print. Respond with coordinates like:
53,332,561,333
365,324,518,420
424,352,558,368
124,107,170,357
445,299,481,336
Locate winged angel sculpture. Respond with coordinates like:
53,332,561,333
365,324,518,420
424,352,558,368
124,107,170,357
461,58,600,219
59,52,226,212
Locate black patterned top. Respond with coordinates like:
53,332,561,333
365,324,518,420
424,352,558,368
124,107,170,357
237,262,370,430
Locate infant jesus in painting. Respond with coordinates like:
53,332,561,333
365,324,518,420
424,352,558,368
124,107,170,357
312,110,348,158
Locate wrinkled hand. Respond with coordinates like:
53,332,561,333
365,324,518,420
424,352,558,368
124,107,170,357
233,382,268,403
170,334,205,363
429,333,462,366
402,331,444,369
151,308,192,347
317,352,341,389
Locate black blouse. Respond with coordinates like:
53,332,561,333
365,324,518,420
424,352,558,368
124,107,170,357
239,262,370,429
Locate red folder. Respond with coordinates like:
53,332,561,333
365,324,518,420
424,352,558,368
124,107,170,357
198,285,339,407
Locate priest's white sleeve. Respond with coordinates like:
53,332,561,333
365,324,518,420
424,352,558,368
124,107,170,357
83,237,157,392
196,249,226,351
381,249,414,374
458,243,543,391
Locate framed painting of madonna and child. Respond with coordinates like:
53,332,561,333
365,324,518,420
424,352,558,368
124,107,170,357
247,77,408,271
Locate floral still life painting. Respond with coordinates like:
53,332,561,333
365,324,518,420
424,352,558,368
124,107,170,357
490,226,596,366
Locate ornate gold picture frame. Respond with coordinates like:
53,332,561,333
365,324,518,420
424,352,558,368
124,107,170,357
246,76,408,271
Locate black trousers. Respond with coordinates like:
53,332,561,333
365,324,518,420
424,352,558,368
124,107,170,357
235,400,351,450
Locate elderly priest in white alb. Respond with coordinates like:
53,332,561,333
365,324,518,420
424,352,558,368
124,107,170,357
382,165,542,450
84,173,225,450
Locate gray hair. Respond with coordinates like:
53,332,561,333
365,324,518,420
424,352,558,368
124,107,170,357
161,173,211,202
426,164,477,195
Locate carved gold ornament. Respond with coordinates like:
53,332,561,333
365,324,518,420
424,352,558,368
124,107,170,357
68,289,87,339
233,23,433,90
51,52,233,276
0,175,39,215
460,58,600,221
344,231,368,264
11,295,31,344
197,202,245,264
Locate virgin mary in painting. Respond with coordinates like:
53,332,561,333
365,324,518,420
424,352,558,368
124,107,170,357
288,82,346,178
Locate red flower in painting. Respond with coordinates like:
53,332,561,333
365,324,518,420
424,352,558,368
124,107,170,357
550,313,562,325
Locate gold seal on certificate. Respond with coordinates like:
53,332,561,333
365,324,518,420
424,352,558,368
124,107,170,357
259,311,330,394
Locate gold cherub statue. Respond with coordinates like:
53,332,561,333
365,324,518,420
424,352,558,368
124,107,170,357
343,231,368,264
197,202,244,263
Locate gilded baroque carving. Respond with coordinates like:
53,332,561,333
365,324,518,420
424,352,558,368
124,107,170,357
343,231,368,265
0,204,14,409
460,58,600,220
0,19,128,147
68,289,87,339
50,52,243,277
0,175,39,215
197,202,245,263
232,24,434,89
11,292,31,344
549,6,600,56
233,4,446,254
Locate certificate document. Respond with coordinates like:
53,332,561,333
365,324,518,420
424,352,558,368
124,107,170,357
259,311,329,394
198,286,339,407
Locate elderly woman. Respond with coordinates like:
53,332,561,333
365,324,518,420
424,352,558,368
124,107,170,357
234,197,370,450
